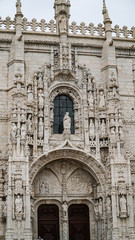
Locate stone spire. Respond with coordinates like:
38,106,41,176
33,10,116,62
15,0,23,37
54,0,71,34
102,0,112,40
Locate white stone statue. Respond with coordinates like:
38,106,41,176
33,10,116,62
100,119,106,135
27,85,33,101
38,90,44,108
59,17,67,33
107,197,111,214
27,114,32,131
38,117,44,139
89,119,95,138
120,195,127,213
88,91,94,108
99,90,105,108
38,69,44,89
21,124,26,139
15,195,23,215
110,126,116,142
62,201,68,219
63,112,71,133
98,198,103,215
11,123,17,138
119,126,124,140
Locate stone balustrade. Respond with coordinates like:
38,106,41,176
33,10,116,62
0,16,135,39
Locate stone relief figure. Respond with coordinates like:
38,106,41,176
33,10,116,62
62,201,68,219
27,85,33,101
63,112,71,133
38,90,44,109
38,117,44,139
40,180,49,194
120,195,127,213
88,91,94,108
100,119,106,135
21,124,26,139
11,123,17,138
107,196,111,214
27,114,32,131
59,16,67,33
110,126,116,142
15,195,23,216
99,90,105,108
89,119,95,138
98,198,103,216
38,69,44,89
119,126,124,141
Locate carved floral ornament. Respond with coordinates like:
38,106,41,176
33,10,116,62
29,149,106,191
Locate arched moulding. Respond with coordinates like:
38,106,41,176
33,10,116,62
30,148,107,194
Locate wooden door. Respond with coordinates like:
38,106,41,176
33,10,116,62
68,204,90,240
38,204,59,240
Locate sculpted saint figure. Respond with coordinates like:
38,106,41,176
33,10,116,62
63,112,71,133
27,85,33,101
100,119,106,135
27,114,32,131
38,117,44,139
88,91,94,108
89,119,95,138
11,123,17,138
59,17,67,33
15,195,23,214
21,124,26,139
98,198,103,215
39,90,44,108
120,195,127,213
99,91,105,108
62,201,68,219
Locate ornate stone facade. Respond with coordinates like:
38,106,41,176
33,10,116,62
0,0,135,239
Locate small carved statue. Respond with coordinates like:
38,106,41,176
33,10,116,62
38,90,44,109
15,195,23,215
63,112,71,133
110,126,116,142
107,196,111,214
38,117,44,139
98,198,103,216
11,123,17,138
88,91,94,108
99,90,105,108
59,16,67,33
27,114,32,131
119,126,124,141
100,119,106,135
62,201,68,219
120,195,127,213
27,85,33,101
38,69,44,89
21,124,26,139
89,119,95,138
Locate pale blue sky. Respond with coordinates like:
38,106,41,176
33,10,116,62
0,0,135,28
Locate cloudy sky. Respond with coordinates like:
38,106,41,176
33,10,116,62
0,0,135,29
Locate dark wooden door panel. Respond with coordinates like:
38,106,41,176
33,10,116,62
38,205,60,240
69,204,90,240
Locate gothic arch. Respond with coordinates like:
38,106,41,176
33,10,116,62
30,148,106,193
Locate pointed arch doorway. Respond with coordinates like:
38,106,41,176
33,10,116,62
38,204,60,240
68,204,90,240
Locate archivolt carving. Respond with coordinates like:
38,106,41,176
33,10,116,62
30,149,106,193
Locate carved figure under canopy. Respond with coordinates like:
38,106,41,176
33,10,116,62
99,90,105,108
15,195,23,214
120,195,127,213
89,119,95,138
21,124,26,139
63,112,71,133
88,91,94,108
27,114,32,131
27,85,33,101
38,117,44,139
11,123,17,138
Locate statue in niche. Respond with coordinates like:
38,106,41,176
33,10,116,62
11,123,17,138
21,124,26,139
119,126,124,140
100,119,106,135
38,117,44,139
63,112,71,133
40,180,49,194
88,91,94,108
38,69,44,89
110,126,116,142
27,114,32,131
98,198,103,216
120,195,127,213
27,85,33,101
99,90,105,108
38,90,44,108
107,196,111,214
62,201,68,219
89,119,95,138
15,195,23,215
59,16,67,33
